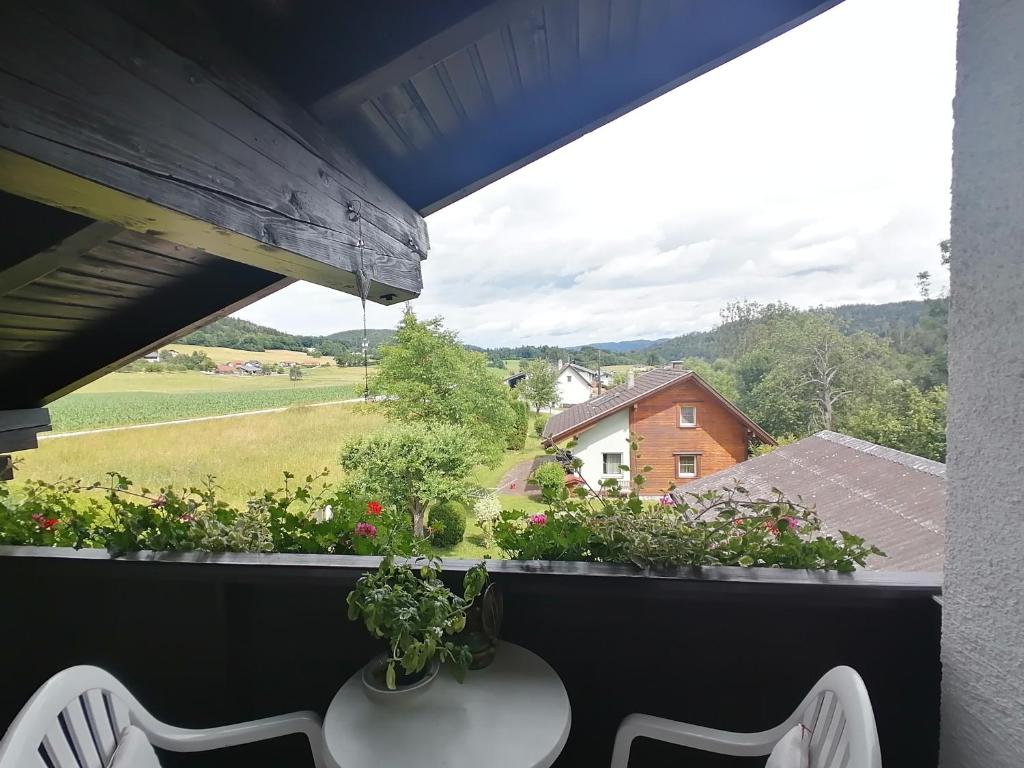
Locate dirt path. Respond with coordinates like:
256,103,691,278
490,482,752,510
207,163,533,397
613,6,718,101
497,456,552,496
40,398,364,440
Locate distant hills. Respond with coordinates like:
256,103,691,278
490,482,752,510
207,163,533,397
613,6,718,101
575,339,668,353
179,299,933,363
180,317,395,358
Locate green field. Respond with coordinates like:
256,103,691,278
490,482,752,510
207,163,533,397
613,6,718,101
160,343,326,365
48,366,374,432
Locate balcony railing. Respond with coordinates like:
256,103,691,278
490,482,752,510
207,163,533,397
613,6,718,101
0,547,941,767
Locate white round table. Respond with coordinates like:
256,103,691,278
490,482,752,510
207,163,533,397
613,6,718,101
323,642,571,768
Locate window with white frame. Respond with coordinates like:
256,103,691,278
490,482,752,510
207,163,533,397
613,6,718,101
677,454,698,478
602,452,624,476
679,405,697,427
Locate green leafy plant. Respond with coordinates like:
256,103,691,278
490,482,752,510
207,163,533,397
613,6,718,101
346,556,489,689
428,500,467,547
529,461,567,499
495,437,884,572
0,471,417,558
473,495,503,547
533,413,550,439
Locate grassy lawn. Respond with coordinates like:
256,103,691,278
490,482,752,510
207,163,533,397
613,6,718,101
15,403,387,504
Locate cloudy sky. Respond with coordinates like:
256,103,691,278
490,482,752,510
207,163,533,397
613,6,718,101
237,0,957,348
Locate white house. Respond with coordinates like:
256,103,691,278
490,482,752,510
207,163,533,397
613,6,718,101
554,362,613,406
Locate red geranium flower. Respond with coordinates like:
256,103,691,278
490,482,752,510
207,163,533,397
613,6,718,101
31,513,59,530
367,500,383,516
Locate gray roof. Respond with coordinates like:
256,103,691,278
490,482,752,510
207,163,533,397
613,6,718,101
676,431,946,572
544,368,688,440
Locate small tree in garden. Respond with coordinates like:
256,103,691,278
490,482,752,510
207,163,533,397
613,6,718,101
521,359,558,413
289,366,303,382
340,422,478,538
373,311,519,464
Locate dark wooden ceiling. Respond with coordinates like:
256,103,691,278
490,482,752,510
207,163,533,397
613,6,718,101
199,0,842,213
1,0,841,418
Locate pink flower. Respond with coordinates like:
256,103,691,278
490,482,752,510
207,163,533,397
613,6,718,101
528,513,547,526
150,495,167,509
178,513,196,523
367,500,383,516
779,516,800,532
354,522,377,538
659,495,673,506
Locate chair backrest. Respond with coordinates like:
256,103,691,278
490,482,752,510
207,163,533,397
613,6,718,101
784,666,881,768
0,666,140,768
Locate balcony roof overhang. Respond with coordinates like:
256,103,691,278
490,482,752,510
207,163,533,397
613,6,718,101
0,0,843,432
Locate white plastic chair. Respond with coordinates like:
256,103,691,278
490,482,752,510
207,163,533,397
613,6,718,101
0,665,326,768
610,666,881,768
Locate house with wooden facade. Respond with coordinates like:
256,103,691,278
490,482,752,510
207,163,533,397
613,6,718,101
542,363,775,493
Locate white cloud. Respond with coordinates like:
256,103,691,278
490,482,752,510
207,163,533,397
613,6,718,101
236,0,956,347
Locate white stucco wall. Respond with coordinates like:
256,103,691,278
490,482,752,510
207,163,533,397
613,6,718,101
942,2,1024,765
573,409,631,489
557,367,593,405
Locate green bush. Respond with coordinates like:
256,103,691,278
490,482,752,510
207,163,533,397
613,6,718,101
507,399,529,450
429,501,467,547
533,413,550,439
530,461,566,497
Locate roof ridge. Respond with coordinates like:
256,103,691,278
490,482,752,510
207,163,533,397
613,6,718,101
813,431,945,477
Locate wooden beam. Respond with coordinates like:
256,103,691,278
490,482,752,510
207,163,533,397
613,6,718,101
0,408,51,452
0,222,122,296
312,0,539,123
3,260,291,407
0,0,427,304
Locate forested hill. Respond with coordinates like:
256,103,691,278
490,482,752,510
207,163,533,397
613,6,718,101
181,299,934,366
180,317,394,358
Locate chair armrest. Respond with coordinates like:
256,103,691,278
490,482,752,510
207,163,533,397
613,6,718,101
136,710,326,768
610,713,788,768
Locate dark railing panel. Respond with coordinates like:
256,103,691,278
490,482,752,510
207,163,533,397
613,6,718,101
0,549,941,767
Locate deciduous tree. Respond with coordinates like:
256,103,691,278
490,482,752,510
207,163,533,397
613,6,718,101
373,311,519,464
340,422,478,538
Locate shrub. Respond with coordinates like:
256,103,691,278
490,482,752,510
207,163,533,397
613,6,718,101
529,461,566,498
473,495,502,546
533,413,550,439
497,448,884,572
0,470,417,558
429,500,467,547
507,399,529,450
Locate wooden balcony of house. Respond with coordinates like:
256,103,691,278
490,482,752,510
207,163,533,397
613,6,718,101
0,547,941,767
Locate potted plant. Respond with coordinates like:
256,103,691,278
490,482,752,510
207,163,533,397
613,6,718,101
346,555,489,700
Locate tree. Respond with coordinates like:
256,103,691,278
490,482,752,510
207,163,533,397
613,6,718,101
736,313,890,437
845,382,947,461
520,359,558,413
339,422,478,537
288,366,303,382
372,311,519,464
